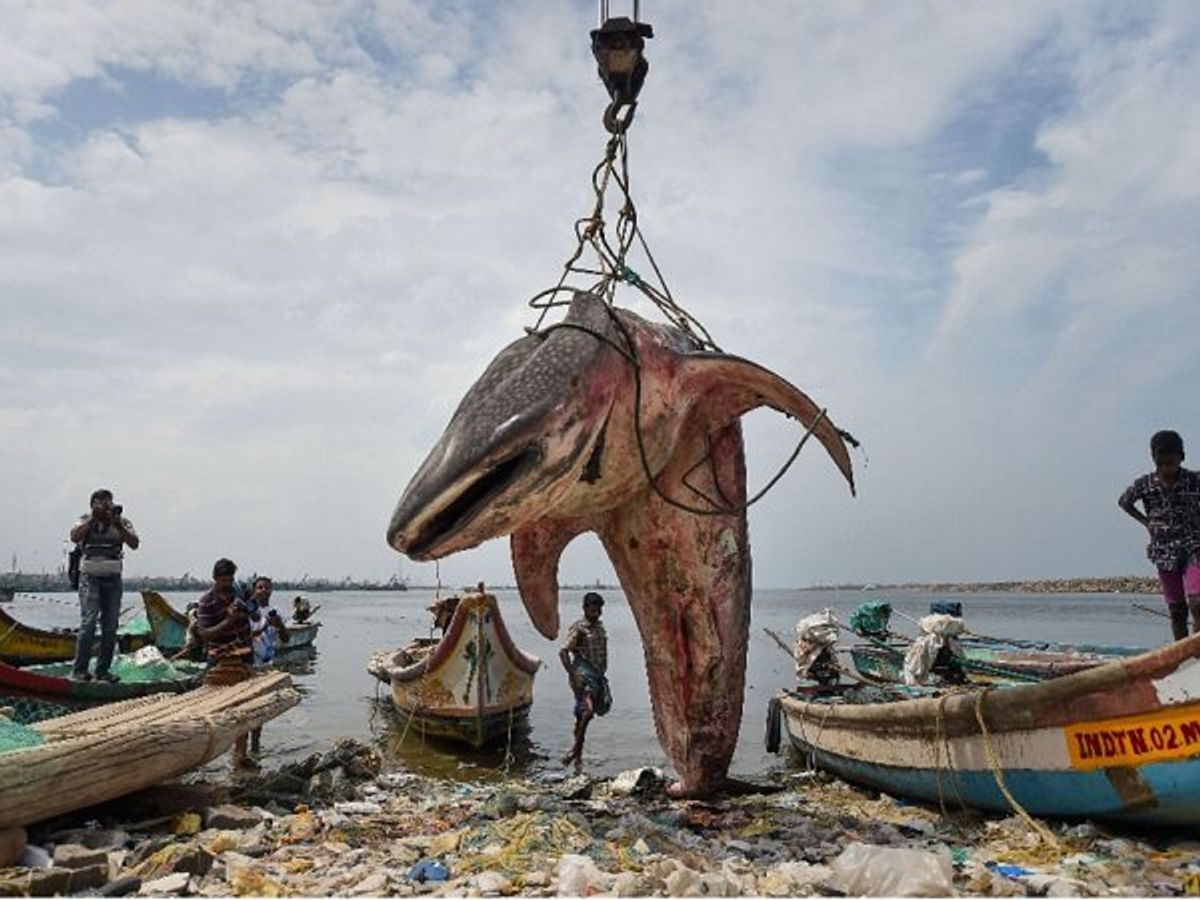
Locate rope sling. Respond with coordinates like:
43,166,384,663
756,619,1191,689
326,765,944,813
518,4,858,520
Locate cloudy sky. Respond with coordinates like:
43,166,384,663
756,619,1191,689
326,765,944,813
2,1,1198,588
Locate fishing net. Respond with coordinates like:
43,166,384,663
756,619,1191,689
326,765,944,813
0,715,45,752
110,647,202,684
30,648,201,685
849,601,892,637
0,695,76,725
120,613,153,636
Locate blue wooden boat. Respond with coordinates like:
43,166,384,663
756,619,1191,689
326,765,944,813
773,632,1200,825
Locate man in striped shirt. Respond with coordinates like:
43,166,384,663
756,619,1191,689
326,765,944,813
195,558,257,768
559,592,611,768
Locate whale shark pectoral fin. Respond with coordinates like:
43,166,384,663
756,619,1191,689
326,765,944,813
680,354,857,496
511,517,596,639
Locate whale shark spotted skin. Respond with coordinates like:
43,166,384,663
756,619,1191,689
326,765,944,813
388,291,855,796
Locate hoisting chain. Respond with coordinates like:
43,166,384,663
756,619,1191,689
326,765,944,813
522,76,858,518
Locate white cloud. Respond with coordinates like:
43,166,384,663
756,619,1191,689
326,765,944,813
2,2,1199,587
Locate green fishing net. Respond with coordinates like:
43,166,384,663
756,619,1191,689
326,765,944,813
849,601,892,637
109,652,201,684
120,613,153,636
0,715,45,752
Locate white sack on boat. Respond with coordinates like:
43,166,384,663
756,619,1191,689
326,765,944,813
902,613,966,686
794,610,839,678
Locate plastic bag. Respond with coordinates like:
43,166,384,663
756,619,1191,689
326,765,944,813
555,854,613,896
829,842,954,897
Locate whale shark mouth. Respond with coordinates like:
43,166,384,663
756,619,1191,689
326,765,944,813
401,446,542,559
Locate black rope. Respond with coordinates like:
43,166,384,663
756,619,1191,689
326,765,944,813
523,122,858,518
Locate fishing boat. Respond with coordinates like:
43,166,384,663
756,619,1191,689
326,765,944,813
0,651,205,724
844,601,1144,684
770,632,1200,825
368,589,540,748
0,670,300,830
0,606,154,666
848,642,1130,685
140,590,321,656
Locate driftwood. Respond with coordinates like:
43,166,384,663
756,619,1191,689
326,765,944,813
0,671,300,829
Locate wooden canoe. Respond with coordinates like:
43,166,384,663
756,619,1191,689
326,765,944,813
0,606,154,666
141,590,321,655
0,655,205,724
774,632,1200,825
0,670,300,829
368,590,540,749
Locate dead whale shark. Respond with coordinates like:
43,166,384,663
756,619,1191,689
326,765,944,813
388,291,855,795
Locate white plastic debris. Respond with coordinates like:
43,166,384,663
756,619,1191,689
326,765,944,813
829,842,954,897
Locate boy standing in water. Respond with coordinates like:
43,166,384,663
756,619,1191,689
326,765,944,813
559,592,611,768
1120,430,1200,640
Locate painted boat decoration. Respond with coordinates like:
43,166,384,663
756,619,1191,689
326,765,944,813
0,652,205,724
368,590,540,749
772,632,1200,825
0,606,153,667
140,590,321,655
0,670,300,830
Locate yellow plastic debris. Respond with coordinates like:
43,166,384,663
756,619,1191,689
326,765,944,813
231,868,283,897
171,812,202,836
429,828,465,856
206,832,240,855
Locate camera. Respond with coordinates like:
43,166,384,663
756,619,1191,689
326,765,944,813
111,504,123,517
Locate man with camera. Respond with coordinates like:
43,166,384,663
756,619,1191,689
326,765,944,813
68,488,139,682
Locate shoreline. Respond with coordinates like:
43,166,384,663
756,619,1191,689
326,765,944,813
3,737,1195,897
802,576,1159,595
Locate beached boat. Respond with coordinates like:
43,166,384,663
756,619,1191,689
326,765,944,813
772,632,1200,826
0,651,205,724
140,590,321,656
368,590,540,748
0,606,154,666
0,670,300,830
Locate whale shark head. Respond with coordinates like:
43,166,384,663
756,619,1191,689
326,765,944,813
387,295,624,560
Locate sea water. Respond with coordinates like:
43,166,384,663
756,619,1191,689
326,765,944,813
8,587,1169,781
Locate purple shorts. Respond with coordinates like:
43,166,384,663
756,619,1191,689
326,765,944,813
1158,563,1200,606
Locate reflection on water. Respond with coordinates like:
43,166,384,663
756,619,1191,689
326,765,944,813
8,587,1170,782
365,697,544,782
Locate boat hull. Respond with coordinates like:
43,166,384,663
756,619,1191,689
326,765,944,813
0,659,205,724
0,606,153,666
780,632,1200,825
141,590,320,655
376,591,539,750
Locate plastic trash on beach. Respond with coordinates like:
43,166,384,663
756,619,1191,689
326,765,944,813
408,859,450,883
903,614,966,686
555,854,614,896
829,842,954,897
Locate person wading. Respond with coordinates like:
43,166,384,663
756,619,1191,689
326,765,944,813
68,488,139,682
559,591,612,768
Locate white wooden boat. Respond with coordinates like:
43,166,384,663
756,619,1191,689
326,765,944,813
368,590,539,748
